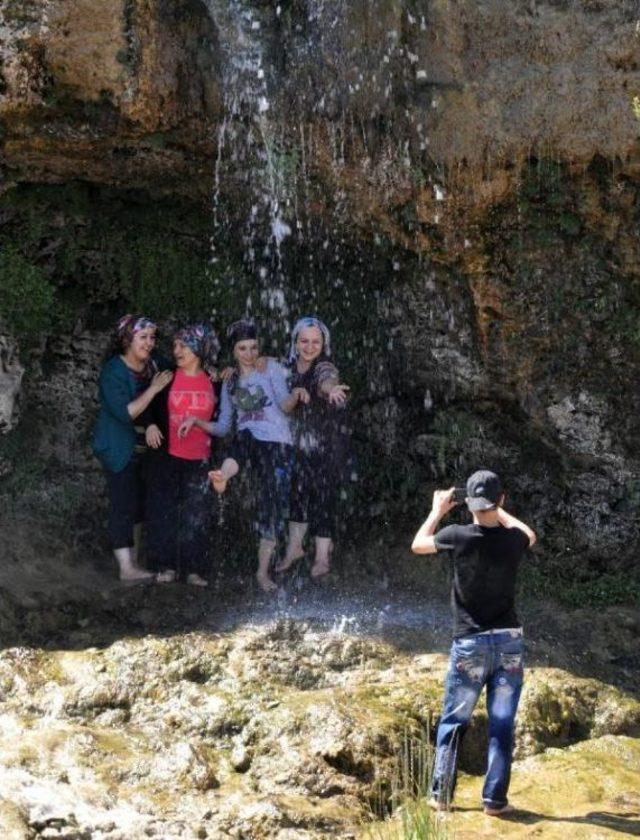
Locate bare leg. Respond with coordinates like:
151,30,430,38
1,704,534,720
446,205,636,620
113,547,153,582
132,522,143,564
208,458,239,494
310,537,332,578
275,521,308,572
256,538,278,592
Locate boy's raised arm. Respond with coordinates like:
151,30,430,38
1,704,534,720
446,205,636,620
411,488,457,555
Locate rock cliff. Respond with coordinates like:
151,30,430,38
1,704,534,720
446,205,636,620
1,0,640,596
1,5,640,835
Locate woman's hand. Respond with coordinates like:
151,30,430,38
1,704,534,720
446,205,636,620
219,366,236,383
146,424,164,449
327,384,349,406
256,356,274,373
150,369,173,395
127,369,173,421
293,387,310,405
178,416,197,438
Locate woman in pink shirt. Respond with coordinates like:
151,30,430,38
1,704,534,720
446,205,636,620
144,324,220,586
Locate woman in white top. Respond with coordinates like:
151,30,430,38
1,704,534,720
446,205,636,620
179,320,306,592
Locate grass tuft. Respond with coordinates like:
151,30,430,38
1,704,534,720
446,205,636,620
364,729,448,840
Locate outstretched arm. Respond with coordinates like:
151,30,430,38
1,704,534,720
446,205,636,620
280,387,310,413
177,383,234,439
497,507,537,547
411,488,457,554
316,362,349,406
178,416,215,437
321,380,350,405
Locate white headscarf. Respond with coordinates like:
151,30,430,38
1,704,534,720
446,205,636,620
288,316,331,362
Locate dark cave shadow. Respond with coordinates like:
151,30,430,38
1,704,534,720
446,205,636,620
1,567,452,654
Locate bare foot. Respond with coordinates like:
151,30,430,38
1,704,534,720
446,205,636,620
208,469,228,494
428,798,450,812
275,550,304,573
310,562,330,579
155,569,176,584
187,573,208,587
256,571,278,593
120,566,154,583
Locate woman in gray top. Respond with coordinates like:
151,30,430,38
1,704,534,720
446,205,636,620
179,320,306,592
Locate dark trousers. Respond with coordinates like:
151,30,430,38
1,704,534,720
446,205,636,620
105,454,145,550
230,431,292,542
146,452,214,578
289,448,337,539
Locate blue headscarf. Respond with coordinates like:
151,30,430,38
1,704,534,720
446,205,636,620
288,317,331,362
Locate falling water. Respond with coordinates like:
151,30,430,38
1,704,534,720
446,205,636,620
204,0,293,343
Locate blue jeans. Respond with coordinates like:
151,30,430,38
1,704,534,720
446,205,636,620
431,630,524,809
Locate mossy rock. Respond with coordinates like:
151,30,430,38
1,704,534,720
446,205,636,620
517,668,640,756
451,735,640,838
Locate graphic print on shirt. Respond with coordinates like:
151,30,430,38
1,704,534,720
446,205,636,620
234,384,272,421
168,388,215,427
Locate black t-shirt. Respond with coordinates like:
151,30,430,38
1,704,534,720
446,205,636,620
434,523,530,638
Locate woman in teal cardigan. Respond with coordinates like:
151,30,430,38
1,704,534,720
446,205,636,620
93,315,172,581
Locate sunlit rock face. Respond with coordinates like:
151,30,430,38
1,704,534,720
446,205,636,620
0,331,23,435
0,0,221,193
2,1,638,191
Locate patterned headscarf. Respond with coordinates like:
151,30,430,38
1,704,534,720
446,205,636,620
288,316,331,362
174,323,220,373
116,314,156,350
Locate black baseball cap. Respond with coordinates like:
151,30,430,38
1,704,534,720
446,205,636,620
466,470,503,511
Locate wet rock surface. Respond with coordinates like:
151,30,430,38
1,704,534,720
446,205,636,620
0,330,23,435
0,571,637,839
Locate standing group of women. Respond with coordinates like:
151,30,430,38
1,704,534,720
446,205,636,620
93,314,350,592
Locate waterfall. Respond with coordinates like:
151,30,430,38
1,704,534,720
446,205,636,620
203,0,292,338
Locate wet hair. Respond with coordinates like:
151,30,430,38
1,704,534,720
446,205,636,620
224,320,259,396
288,316,331,362
227,319,258,347
173,323,220,376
